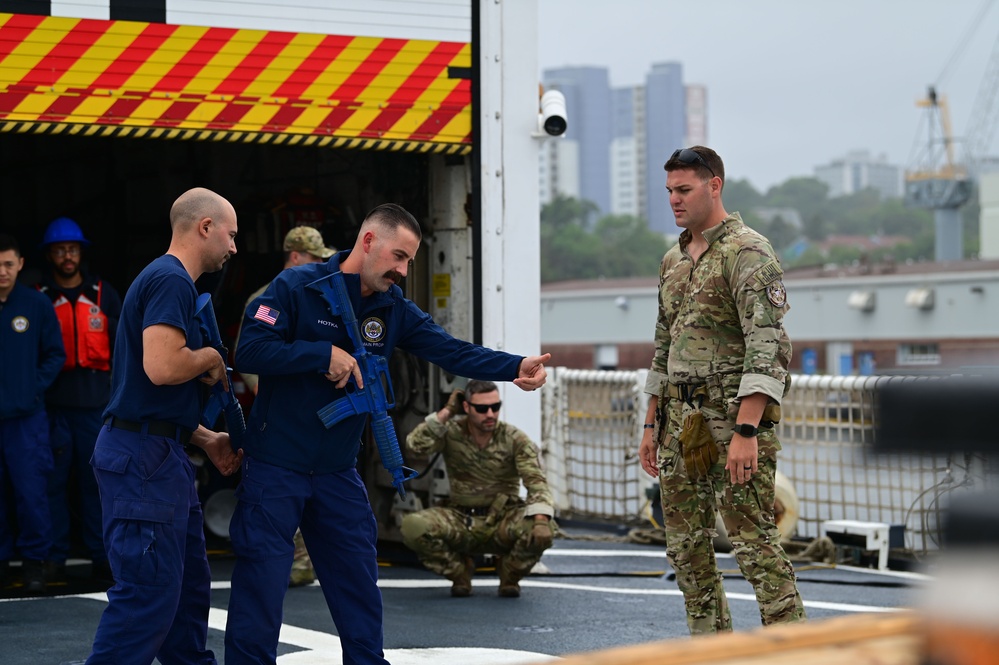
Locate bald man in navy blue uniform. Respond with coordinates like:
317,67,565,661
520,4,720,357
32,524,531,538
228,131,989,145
85,188,243,665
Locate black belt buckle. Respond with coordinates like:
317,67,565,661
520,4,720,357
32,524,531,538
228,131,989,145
676,383,703,407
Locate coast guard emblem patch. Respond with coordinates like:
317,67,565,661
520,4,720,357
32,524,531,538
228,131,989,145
362,317,386,343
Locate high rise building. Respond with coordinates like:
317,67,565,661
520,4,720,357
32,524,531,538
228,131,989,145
539,135,580,206
814,150,903,199
644,62,687,233
540,62,705,231
610,86,644,218
684,84,708,147
542,66,612,216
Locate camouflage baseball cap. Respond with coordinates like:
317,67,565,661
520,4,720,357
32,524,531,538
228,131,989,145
283,226,335,259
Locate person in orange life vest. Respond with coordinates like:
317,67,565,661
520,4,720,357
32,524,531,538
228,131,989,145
35,217,122,584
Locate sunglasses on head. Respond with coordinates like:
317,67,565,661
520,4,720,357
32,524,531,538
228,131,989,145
469,401,502,414
670,148,716,178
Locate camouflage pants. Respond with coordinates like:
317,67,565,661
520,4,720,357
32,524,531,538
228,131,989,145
289,528,315,586
658,395,805,635
400,504,554,584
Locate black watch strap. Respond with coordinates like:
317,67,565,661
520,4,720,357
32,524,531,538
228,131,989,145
734,423,758,437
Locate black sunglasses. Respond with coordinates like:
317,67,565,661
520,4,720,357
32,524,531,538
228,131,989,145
670,148,716,178
469,401,502,414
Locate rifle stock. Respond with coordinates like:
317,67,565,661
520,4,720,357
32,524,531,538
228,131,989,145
195,293,247,452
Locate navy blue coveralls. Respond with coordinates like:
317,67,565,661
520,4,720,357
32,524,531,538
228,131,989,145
0,282,65,564
227,250,524,665
86,255,217,665
39,272,122,567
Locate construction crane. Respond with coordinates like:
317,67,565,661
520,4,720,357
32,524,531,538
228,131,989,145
904,86,974,261
905,4,999,262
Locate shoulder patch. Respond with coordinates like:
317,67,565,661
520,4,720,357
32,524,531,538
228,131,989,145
766,281,787,307
253,304,279,325
754,260,783,286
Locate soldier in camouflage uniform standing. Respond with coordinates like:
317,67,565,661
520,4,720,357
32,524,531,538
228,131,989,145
401,380,556,598
637,146,805,635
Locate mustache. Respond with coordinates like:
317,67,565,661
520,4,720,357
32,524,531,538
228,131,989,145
383,270,404,284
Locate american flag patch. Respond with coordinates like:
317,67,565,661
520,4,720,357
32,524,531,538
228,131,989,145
253,304,279,325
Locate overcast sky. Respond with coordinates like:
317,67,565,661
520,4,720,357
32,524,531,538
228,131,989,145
537,0,999,194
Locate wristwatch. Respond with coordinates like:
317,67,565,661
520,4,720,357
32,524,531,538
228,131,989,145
733,423,758,437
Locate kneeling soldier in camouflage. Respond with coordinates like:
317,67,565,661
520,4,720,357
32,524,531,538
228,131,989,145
401,380,556,597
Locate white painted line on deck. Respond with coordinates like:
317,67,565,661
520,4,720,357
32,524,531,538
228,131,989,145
4,576,904,664
207,607,557,664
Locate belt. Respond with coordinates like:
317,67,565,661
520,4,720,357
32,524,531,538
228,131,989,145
104,417,193,445
665,384,775,429
452,505,491,517
666,382,706,401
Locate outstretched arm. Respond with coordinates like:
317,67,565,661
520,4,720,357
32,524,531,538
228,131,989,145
513,353,552,391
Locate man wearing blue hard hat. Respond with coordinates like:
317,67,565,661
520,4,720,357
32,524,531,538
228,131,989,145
35,217,122,587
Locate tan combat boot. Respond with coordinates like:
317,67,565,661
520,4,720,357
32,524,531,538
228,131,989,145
496,556,521,598
449,557,474,597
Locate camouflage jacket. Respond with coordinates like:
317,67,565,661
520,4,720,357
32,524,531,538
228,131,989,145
644,212,791,404
406,413,555,518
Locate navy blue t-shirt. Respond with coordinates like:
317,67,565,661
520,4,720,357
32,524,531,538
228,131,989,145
103,255,202,431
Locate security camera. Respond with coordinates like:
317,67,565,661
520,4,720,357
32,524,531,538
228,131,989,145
539,90,568,137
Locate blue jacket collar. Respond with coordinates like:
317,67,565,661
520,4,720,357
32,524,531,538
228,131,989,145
308,249,398,308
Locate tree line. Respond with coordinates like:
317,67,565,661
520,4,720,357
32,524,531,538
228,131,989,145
540,177,981,283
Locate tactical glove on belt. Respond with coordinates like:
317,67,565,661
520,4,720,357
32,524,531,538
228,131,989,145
678,411,718,479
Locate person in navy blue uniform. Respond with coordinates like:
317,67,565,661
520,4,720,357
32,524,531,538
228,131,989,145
36,217,123,584
0,233,65,594
226,203,551,665
85,188,243,665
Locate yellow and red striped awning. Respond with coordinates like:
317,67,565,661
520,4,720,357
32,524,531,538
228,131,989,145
0,13,471,152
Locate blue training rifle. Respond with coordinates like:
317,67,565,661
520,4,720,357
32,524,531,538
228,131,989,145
195,293,247,452
311,272,418,498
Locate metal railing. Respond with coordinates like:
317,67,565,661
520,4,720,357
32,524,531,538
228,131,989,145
540,369,995,554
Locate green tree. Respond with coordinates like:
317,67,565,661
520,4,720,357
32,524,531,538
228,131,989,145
540,199,669,282
541,194,600,231
870,198,932,236
540,221,604,283
766,215,799,253
787,245,826,268
722,178,764,215
764,177,829,221
802,213,827,242
593,214,669,278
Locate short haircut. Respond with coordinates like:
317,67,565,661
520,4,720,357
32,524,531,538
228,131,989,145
464,379,499,399
170,187,229,232
663,145,725,184
362,203,422,241
0,233,21,256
